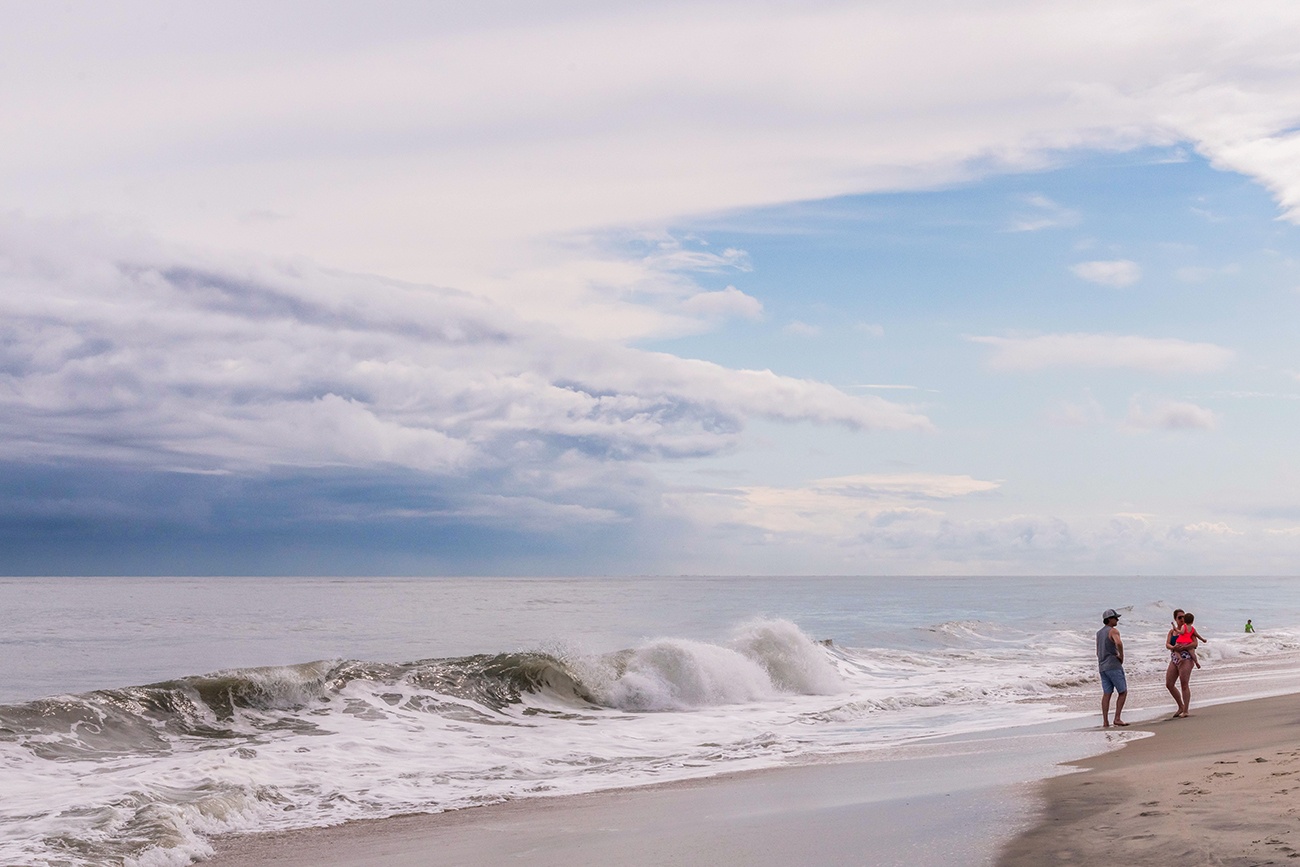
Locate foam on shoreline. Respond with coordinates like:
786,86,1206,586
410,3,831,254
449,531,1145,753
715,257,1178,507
205,689,1300,867
206,720,1129,867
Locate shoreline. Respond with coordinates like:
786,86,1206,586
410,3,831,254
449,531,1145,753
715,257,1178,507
206,689,1300,866
206,722,1118,867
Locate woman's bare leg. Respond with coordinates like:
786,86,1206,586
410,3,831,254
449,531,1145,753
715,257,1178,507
1178,659,1193,716
1165,661,1186,716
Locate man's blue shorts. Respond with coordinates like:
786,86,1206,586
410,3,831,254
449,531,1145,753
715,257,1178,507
1100,668,1127,695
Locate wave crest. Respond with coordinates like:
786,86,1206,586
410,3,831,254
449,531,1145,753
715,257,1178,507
585,619,842,711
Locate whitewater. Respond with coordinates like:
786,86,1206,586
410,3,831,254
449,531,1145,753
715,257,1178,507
3,575,1300,866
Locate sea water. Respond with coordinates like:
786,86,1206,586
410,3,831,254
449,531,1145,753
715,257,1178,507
2,575,1299,866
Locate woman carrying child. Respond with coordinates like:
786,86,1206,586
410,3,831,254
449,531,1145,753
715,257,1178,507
1165,608,1202,718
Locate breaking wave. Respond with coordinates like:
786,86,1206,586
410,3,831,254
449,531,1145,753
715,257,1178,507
5,612,1299,867
0,619,849,867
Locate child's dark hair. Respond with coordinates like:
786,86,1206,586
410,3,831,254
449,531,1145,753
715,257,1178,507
1183,612,1195,624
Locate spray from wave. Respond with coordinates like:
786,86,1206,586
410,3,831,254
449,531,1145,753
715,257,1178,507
0,619,843,867
584,619,842,711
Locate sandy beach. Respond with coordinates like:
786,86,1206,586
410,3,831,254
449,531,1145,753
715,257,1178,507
1001,692,1300,865
209,759,1024,867
207,692,1300,867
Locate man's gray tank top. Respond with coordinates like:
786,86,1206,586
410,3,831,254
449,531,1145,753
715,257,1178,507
1096,625,1121,672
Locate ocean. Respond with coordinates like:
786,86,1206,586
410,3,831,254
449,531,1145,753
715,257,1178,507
3,575,1299,866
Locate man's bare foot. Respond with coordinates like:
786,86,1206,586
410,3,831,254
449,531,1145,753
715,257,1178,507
1114,720,1129,726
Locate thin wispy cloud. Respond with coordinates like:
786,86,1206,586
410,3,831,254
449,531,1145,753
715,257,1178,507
815,473,1001,499
665,473,998,540
1008,194,1080,232
1125,398,1218,431
1070,259,1142,287
1168,521,1244,539
1174,264,1239,282
784,321,821,338
1048,391,1107,427
971,334,1234,374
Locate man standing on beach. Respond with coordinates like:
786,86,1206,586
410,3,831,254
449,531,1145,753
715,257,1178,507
1097,609,1128,727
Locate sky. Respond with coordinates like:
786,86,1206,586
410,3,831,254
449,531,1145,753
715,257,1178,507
3,0,1300,575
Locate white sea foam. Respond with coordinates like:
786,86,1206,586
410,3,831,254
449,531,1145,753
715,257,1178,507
588,618,842,710
6,579,1300,867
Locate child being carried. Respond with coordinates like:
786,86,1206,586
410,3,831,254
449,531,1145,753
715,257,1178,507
1173,611,1208,669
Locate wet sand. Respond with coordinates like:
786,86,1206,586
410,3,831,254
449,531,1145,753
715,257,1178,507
1000,693,1300,865
208,729,1105,867
208,692,1300,867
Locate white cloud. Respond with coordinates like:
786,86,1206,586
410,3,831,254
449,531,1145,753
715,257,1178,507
0,218,931,478
971,333,1234,374
665,497,1300,574
678,285,763,320
7,2,1300,329
854,322,885,338
1126,398,1217,431
465,233,763,342
784,321,821,337
854,384,919,391
1168,521,1244,539
642,244,751,274
666,472,996,539
815,473,1001,499
1070,259,1142,287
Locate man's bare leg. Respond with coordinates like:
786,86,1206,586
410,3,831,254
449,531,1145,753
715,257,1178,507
1113,690,1128,726
1101,691,1112,727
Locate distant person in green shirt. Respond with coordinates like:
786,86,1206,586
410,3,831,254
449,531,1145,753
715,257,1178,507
1245,619,1255,633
